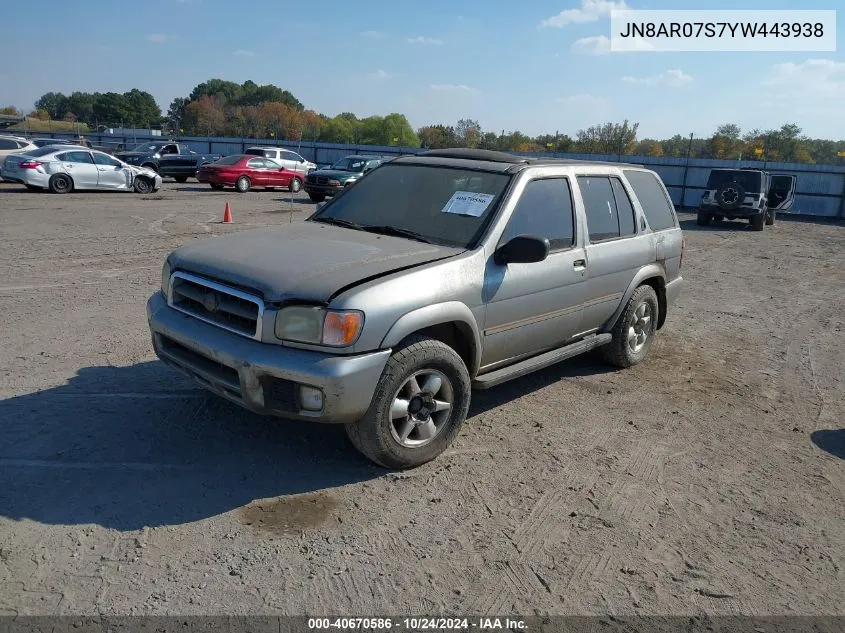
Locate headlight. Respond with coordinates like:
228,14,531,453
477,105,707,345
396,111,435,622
328,179,341,186
275,307,364,346
161,260,172,298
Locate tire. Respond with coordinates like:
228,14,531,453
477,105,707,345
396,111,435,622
344,336,472,470
750,213,765,231
715,183,746,211
289,177,302,193
765,209,776,226
696,212,711,226
173,175,189,183
602,285,659,369
48,173,73,194
133,176,154,194
210,183,224,191
308,192,325,202
235,176,251,193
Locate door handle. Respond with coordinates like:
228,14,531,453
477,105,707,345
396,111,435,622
573,259,587,269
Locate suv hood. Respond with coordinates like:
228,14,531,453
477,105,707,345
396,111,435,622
168,221,463,303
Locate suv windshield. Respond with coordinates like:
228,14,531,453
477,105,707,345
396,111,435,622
331,157,368,172
707,170,762,191
310,164,511,248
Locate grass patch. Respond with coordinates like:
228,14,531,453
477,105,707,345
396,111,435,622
7,118,91,134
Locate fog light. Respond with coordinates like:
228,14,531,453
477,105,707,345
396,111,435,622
299,385,324,412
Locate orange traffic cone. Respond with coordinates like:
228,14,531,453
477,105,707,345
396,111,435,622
222,202,233,224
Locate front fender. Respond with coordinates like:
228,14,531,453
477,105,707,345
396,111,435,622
380,302,482,375
600,264,666,333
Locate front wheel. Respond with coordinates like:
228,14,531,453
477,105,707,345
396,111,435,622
133,176,154,194
289,177,302,193
750,213,765,231
602,284,659,369
345,336,472,469
765,209,776,226
235,176,251,193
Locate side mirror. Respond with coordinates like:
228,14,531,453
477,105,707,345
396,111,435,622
494,235,550,265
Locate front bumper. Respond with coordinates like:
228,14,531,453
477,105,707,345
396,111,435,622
146,292,390,424
304,183,344,196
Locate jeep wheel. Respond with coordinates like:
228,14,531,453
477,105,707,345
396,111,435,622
716,184,746,211
750,213,765,231
765,209,776,226
602,284,659,369
235,176,251,193
696,212,711,226
48,173,73,194
173,175,189,183
345,336,471,469
308,192,325,202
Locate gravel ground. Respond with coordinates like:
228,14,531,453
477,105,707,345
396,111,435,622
0,181,843,616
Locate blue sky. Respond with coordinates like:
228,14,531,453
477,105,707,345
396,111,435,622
0,0,842,139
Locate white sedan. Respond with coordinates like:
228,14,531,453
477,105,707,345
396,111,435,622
0,145,162,193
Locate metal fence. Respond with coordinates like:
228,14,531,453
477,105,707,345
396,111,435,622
31,132,845,219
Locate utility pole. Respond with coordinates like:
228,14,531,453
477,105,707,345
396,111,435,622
681,132,694,208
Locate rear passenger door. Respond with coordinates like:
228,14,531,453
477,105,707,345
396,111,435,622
481,176,587,369
577,175,652,331
56,150,99,188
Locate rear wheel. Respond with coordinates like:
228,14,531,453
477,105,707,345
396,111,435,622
48,173,73,194
602,285,659,369
696,212,711,226
235,176,251,193
750,213,765,231
173,175,188,183
289,177,302,193
308,192,325,202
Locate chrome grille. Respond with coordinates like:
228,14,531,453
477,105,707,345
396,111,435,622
307,175,329,185
168,271,264,339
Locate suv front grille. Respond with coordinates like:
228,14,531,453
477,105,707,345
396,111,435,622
168,272,264,339
308,175,329,185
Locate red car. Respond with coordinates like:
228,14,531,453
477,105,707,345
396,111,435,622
196,154,305,193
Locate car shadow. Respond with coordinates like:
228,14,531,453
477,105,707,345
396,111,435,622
470,351,615,417
677,217,755,232
811,429,845,460
0,361,381,531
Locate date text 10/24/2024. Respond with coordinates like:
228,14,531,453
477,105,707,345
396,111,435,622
307,618,528,630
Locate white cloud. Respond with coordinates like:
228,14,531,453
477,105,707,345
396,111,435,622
146,33,170,43
622,69,693,87
408,36,444,45
367,69,395,81
541,0,628,28
556,93,608,109
233,50,258,57
360,30,384,38
430,84,479,93
571,34,655,55
762,59,845,97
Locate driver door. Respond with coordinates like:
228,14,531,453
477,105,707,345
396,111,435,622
92,151,131,189
480,176,587,370
768,174,797,211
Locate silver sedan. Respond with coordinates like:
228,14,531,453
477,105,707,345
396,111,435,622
0,145,162,193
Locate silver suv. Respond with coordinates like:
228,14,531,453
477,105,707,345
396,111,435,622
147,149,685,468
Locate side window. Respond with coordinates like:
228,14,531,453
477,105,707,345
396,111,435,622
0,139,16,150
578,176,619,242
500,178,575,251
622,169,678,231
288,152,304,162
58,151,94,164
161,144,178,155
246,158,267,169
93,152,122,167
611,177,636,237
263,158,280,169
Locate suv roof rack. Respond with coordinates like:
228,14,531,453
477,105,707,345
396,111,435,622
417,148,531,164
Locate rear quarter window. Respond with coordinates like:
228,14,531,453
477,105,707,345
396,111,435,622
622,169,678,232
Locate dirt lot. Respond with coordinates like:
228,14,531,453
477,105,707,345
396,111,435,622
0,180,843,617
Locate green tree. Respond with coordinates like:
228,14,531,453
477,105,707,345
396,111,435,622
166,97,189,133
34,92,68,119
456,118,482,148
92,92,131,126
122,89,161,127
64,92,96,124
320,115,358,143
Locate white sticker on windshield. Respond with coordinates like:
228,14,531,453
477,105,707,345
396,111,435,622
441,191,495,217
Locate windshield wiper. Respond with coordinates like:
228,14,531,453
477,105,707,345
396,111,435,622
360,225,433,244
314,217,365,230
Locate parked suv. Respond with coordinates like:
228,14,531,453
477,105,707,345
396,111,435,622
147,148,684,468
244,146,316,174
697,168,796,230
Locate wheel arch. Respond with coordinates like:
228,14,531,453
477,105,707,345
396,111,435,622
601,265,668,333
380,302,482,377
